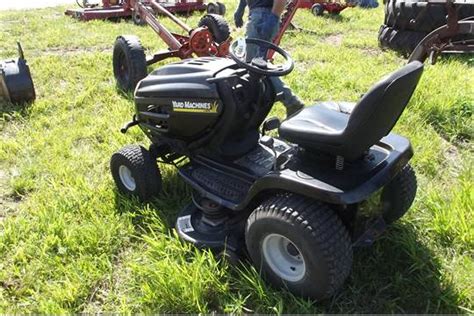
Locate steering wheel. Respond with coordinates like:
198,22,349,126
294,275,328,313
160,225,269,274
229,38,294,77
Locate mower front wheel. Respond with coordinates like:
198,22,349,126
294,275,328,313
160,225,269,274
245,194,353,300
110,145,162,201
113,35,147,91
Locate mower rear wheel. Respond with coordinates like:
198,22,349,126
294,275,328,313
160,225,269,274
381,164,417,224
245,194,352,300
110,145,162,201
311,3,324,16
113,35,147,91
198,14,230,43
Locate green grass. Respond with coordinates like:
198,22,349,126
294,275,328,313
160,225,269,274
0,2,473,313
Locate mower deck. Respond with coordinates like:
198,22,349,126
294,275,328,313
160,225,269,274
176,199,246,252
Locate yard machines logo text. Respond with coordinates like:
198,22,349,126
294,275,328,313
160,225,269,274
172,100,219,113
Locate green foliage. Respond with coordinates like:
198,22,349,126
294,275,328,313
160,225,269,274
0,1,472,313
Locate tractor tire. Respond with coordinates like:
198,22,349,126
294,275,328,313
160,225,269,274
216,2,226,15
245,193,353,300
378,24,427,55
198,14,230,44
385,0,474,33
113,35,147,91
381,164,417,224
206,2,218,14
311,3,324,16
110,145,162,201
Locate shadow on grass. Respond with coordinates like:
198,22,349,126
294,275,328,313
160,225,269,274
320,12,348,22
0,100,33,117
112,170,192,234
114,86,135,101
220,222,463,313
328,223,462,313
110,169,462,312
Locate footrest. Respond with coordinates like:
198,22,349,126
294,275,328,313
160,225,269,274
180,165,251,207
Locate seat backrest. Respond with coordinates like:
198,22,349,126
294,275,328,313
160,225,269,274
341,61,424,160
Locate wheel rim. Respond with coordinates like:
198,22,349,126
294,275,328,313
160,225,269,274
262,233,306,282
118,165,136,191
117,50,129,84
133,11,142,24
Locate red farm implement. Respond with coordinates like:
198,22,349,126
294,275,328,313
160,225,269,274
112,0,340,90
112,0,230,90
65,0,226,22
298,0,355,16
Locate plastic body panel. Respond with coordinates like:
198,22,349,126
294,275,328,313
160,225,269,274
134,57,237,140
179,132,413,210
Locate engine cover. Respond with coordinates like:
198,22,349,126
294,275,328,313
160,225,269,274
134,57,237,141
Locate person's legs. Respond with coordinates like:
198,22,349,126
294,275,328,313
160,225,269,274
245,8,304,116
245,8,276,61
270,77,304,116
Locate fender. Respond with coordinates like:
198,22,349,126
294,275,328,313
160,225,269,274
179,133,413,211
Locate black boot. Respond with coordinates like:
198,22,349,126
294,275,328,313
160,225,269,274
285,96,305,117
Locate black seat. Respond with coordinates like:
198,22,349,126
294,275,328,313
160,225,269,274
279,61,424,160
317,101,356,114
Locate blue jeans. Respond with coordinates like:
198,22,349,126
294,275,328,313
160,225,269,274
245,7,300,110
245,7,280,61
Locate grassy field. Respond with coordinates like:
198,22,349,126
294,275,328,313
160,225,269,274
0,1,473,313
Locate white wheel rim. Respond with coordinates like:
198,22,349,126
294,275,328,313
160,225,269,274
262,233,306,282
118,165,136,191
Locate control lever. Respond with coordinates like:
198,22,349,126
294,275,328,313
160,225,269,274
261,117,281,136
120,115,139,134
260,135,278,171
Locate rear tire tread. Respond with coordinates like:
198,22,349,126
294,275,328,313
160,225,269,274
246,193,352,298
382,164,417,223
198,14,230,43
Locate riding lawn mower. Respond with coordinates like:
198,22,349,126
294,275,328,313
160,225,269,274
110,38,422,300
